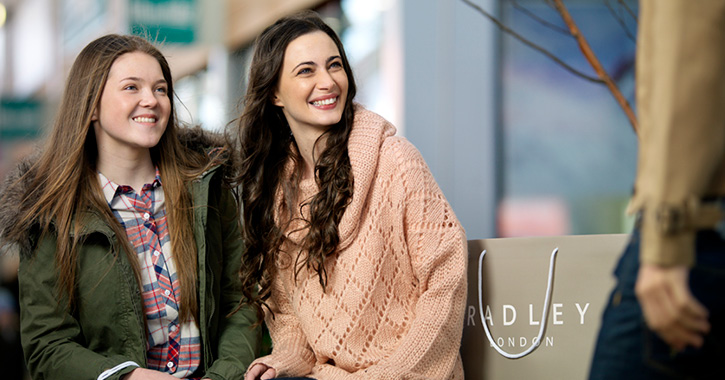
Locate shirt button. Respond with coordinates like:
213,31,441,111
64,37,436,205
170,325,177,332
143,212,150,220
166,362,174,369
164,289,171,296
153,250,160,257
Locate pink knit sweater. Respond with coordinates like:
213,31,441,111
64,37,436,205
251,107,468,380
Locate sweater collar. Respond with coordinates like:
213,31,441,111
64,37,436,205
336,105,397,249
279,105,396,248
338,105,396,250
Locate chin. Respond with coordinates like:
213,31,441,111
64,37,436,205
320,113,344,126
139,138,164,149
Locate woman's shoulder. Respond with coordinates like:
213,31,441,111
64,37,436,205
349,105,427,172
379,135,426,170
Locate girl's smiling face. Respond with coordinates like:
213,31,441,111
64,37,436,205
92,51,170,157
273,31,349,136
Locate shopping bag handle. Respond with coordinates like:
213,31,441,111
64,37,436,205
477,247,559,359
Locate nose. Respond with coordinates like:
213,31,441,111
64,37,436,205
139,88,159,107
316,70,336,91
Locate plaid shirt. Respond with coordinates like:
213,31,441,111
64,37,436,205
99,170,201,379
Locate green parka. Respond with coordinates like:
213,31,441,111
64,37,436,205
0,130,260,380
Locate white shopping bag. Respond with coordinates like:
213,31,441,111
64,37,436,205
461,234,628,379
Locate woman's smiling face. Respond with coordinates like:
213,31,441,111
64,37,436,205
273,31,349,135
92,51,170,158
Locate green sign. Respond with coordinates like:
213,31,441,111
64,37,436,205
0,100,43,140
129,0,197,45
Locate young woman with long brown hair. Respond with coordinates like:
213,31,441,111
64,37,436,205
236,11,467,380
0,34,259,380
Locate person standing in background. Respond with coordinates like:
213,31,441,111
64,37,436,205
589,1,725,378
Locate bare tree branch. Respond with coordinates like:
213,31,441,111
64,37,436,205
616,0,638,22
461,0,604,84
552,0,638,134
510,0,571,36
542,0,558,10
605,0,636,43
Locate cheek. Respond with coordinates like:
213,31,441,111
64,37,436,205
336,74,350,93
161,99,172,117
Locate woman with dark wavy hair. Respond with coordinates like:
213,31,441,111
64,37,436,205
236,11,467,380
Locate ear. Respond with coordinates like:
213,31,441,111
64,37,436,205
91,107,99,121
273,91,284,108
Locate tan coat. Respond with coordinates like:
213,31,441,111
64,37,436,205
630,0,725,267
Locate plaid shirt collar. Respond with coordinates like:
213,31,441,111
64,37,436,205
100,167,163,204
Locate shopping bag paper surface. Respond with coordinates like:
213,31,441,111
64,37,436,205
461,234,628,379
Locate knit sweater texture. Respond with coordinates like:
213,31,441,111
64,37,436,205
251,107,468,380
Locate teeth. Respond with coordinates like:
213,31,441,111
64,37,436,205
312,97,337,106
133,117,156,123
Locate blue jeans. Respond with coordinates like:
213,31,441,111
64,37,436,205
589,229,725,379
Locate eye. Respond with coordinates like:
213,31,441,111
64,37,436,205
330,61,343,69
123,84,138,91
155,86,168,95
297,67,313,75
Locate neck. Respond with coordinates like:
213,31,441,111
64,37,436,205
97,147,157,192
291,128,327,180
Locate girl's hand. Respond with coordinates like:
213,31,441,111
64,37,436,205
245,363,277,380
121,368,179,380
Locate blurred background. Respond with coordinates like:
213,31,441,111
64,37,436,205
0,0,638,378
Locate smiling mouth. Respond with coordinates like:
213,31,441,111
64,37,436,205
311,97,337,107
132,116,157,123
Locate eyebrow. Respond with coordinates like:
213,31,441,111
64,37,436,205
119,77,167,85
290,56,342,73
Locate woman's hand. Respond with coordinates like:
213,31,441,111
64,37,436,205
121,368,179,380
245,363,277,380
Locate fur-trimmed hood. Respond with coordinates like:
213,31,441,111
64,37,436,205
0,148,41,256
0,126,236,255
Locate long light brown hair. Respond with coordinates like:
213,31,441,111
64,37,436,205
236,11,358,321
4,34,211,323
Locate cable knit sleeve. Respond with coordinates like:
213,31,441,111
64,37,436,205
340,137,468,380
247,274,316,377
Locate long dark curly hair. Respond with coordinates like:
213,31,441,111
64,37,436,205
235,11,357,321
